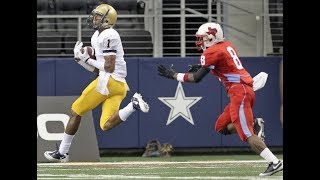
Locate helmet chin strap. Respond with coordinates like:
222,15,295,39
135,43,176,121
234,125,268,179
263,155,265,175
100,9,110,29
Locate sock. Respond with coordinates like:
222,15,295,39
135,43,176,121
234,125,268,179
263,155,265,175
58,132,75,154
260,148,279,164
119,102,135,121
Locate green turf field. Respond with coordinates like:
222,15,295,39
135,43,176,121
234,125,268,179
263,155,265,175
37,154,283,179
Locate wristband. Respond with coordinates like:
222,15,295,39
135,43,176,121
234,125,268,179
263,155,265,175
177,73,188,82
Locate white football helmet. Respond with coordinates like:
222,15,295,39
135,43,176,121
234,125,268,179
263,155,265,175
195,22,224,51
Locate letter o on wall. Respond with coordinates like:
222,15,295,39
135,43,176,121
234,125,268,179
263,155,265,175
37,114,69,141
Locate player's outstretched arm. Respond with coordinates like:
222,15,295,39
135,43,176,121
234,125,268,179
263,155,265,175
157,64,210,83
187,64,202,73
157,64,176,79
191,67,210,83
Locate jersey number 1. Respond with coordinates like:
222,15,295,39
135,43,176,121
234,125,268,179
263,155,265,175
227,46,243,70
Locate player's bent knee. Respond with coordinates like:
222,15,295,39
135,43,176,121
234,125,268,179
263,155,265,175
101,125,108,131
70,110,82,121
101,123,109,131
71,109,80,116
101,120,113,131
71,107,86,117
218,128,231,135
214,124,223,133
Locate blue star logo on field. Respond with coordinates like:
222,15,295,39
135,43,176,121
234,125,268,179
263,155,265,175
158,82,202,125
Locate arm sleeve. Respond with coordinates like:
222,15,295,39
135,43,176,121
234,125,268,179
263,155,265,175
193,67,210,83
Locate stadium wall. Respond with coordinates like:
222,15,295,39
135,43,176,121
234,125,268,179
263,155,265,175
37,57,283,149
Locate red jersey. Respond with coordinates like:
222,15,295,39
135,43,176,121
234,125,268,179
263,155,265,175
200,40,253,90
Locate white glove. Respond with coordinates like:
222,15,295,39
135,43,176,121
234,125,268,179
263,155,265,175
78,46,90,63
73,41,83,60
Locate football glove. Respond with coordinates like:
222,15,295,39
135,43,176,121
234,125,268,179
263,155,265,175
73,41,83,60
157,64,176,79
188,64,202,72
78,47,90,63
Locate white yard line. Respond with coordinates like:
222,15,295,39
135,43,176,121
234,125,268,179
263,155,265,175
37,160,269,166
37,174,282,179
38,160,283,179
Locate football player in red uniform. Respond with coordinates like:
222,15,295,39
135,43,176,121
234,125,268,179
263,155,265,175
158,22,282,176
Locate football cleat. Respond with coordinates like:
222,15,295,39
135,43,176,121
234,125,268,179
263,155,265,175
132,92,150,113
259,160,283,176
253,118,265,141
44,150,69,163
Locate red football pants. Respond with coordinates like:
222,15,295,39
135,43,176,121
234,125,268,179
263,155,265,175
215,83,255,141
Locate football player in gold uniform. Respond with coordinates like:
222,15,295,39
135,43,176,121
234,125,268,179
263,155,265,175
44,4,149,162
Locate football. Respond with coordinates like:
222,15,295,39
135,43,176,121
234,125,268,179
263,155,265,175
81,46,96,59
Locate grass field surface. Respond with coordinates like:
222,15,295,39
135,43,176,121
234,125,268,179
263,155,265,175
37,154,283,179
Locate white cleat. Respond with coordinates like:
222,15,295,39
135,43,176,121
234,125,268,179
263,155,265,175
132,92,150,113
259,161,283,176
44,150,69,163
